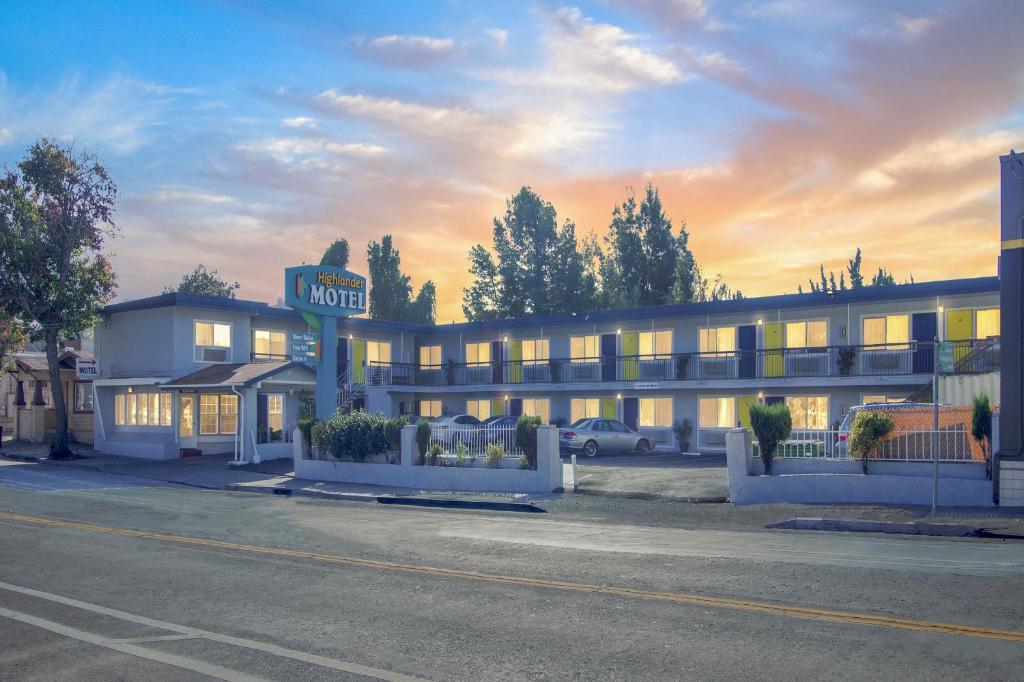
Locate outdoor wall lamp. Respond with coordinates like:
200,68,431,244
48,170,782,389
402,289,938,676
757,319,763,325
616,393,622,400
616,328,622,334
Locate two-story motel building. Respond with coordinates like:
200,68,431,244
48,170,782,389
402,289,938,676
88,275,1001,461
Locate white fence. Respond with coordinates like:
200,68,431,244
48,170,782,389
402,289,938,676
756,428,982,463
429,425,521,459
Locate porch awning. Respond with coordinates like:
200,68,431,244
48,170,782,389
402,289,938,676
160,361,315,390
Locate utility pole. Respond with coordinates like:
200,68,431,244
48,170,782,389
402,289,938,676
932,336,939,515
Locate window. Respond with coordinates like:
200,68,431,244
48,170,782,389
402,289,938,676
199,394,238,435
115,394,126,425
161,393,172,426
521,338,549,365
639,331,672,358
570,335,599,362
785,321,828,349
195,321,231,362
638,397,673,427
219,395,238,434
465,342,490,365
419,399,441,417
74,382,94,412
465,399,491,420
521,398,550,423
253,330,287,357
419,345,441,369
786,396,829,430
571,398,600,423
699,327,736,355
117,391,171,427
699,397,736,428
366,341,391,365
149,394,160,425
976,308,1000,339
267,394,284,432
127,394,137,425
863,314,909,348
180,397,194,437
862,395,904,405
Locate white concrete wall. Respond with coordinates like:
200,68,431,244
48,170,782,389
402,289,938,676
293,424,563,493
726,428,994,506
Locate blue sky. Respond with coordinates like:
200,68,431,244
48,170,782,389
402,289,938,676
1,1,1022,320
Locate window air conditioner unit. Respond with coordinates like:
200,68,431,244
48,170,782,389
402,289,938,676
785,353,828,377
863,351,902,373
699,356,734,379
199,347,229,362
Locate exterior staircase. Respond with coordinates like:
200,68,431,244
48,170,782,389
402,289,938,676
337,368,366,414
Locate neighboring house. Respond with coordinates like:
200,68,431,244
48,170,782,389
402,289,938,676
7,350,95,445
93,277,1001,461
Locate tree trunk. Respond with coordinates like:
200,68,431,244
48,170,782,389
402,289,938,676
44,329,72,458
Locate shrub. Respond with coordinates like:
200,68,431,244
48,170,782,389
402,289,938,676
314,410,390,462
515,415,542,469
485,443,505,468
309,421,326,458
416,420,432,464
972,394,993,478
749,402,792,475
550,416,567,428
454,441,468,467
298,416,317,451
518,454,529,469
672,418,693,453
427,443,443,466
384,416,408,452
848,411,895,473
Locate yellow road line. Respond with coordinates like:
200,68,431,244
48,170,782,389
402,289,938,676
2,510,1022,644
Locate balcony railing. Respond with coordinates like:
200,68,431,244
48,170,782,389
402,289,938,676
355,338,1000,387
250,352,293,363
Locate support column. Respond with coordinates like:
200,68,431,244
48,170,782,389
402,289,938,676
999,152,1023,463
316,317,338,419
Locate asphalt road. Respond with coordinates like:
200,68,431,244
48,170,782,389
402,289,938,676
1,461,1023,680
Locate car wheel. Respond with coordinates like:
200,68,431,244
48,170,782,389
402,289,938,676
635,439,650,456
583,440,598,457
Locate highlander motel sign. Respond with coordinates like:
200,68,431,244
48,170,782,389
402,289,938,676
284,264,368,419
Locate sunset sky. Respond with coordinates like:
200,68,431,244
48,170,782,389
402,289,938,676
2,1,1022,322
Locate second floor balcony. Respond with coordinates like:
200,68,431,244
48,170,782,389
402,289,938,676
361,338,999,388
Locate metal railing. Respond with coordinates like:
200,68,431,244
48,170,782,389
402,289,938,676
427,425,521,459
250,352,292,363
755,427,982,463
361,339,1000,387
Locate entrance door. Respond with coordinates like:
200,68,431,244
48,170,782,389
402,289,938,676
600,334,617,382
622,397,639,430
179,395,197,449
737,325,757,379
912,312,937,374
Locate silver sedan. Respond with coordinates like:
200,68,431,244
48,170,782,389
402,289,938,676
558,418,651,457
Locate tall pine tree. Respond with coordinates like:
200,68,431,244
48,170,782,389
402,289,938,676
365,235,435,324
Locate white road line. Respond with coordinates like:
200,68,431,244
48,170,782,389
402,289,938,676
0,580,429,682
0,605,262,682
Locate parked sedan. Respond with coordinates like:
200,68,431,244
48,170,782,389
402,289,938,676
429,414,484,446
559,418,651,457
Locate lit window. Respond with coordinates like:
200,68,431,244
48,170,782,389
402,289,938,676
786,396,829,430
199,395,219,435
570,335,599,362
699,397,736,428
366,341,391,365
137,393,148,425
465,399,491,420
147,394,159,425
161,393,172,426
74,382,94,412
195,321,230,348
253,330,287,357
699,327,736,355
521,338,549,365
863,315,909,348
521,398,551,423
862,395,903,405
419,399,441,417
639,331,672,358
571,398,600,422
639,397,673,427
220,395,238,434
465,342,490,366
115,395,126,425
785,321,828,349
267,394,284,433
419,345,441,369
976,309,1000,339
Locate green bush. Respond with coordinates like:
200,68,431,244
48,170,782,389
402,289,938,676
454,441,468,467
672,418,693,453
485,443,505,468
309,421,326,457
416,420,432,463
972,394,993,478
848,411,895,473
427,443,443,466
515,415,542,470
313,410,390,462
517,454,529,469
749,402,792,475
384,416,408,452
298,416,317,448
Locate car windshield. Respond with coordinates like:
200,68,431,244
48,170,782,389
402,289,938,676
482,416,503,425
570,419,592,428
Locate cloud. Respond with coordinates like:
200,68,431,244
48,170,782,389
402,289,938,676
281,116,317,128
485,28,509,49
351,34,460,69
0,127,11,147
145,185,236,204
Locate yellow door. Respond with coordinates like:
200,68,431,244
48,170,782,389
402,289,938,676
737,396,756,429
946,309,973,364
508,339,522,383
352,339,366,384
764,323,783,377
491,398,505,416
600,397,617,419
622,332,638,381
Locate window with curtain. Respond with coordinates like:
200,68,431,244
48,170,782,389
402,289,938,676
419,399,441,417
366,341,391,365
521,398,550,423
862,315,909,348
570,335,600,362
699,397,735,428
785,320,827,349
638,397,673,427
786,396,829,430
521,338,549,365
195,321,230,347
976,309,1000,339
465,399,491,420
639,331,672,358
465,342,490,365
419,345,441,368
74,382,94,412
699,327,736,355
571,398,600,422
253,329,287,357
115,395,126,425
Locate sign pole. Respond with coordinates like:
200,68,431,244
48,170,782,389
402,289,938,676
932,336,939,515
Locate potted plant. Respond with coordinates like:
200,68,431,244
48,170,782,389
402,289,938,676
444,358,457,385
749,402,792,475
675,355,689,381
671,418,692,453
548,358,562,383
838,346,857,376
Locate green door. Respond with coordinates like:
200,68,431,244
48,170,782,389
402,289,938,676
352,339,366,384
622,332,638,381
764,323,783,378
600,397,617,419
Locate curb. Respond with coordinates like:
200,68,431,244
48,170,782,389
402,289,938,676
227,483,544,512
765,517,984,537
575,488,728,504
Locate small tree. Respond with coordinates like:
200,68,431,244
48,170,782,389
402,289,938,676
416,419,432,464
848,411,895,474
749,402,792,475
972,394,993,479
320,239,350,269
0,139,118,458
163,264,239,298
515,415,542,469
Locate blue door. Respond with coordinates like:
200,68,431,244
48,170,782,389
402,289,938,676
912,312,937,373
623,397,639,430
601,334,617,382
738,325,756,379
509,398,523,416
